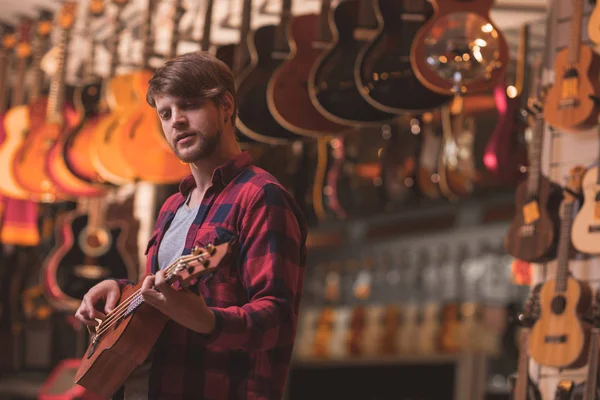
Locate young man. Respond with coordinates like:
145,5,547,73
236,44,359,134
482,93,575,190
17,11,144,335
74,51,308,399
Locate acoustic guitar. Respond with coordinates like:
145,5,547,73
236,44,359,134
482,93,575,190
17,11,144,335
544,0,600,133
354,0,451,114
589,0,600,46
410,0,509,96
13,3,79,203
504,86,563,263
572,142,600,255
0,25,15,144
235,0,305,144
0,17,47,199
483,24,529,184
308,0,395,126
118,0,191,183
267,0,351,137
42,197,136,312
75,242,230,398
529,165,592,369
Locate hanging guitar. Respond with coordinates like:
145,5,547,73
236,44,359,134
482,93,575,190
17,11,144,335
572,137,600,255
354,0,451,114
544,0,600,133
589,0,600,46
308,0,395,126
410,0,509,95
528,166,592,369
75,242,230,398
0,25,15,144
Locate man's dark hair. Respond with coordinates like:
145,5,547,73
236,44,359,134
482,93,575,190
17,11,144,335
146,51,237,123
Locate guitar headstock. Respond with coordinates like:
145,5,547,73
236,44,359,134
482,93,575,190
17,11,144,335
167,242,230,288
1,24,16,52
89,0,106,17
36,10,55,38
563,165,586,204
58,2,78,30
14,18,33,59
519,283,541,327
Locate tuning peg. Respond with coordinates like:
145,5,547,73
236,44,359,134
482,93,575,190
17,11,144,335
206,243,216,256
202,258,210,267
191,246,202,255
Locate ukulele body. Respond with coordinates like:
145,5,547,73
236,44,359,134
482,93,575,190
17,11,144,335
504,176,563,263
0,105,31,199
309,0,395,125
529,276,592,368
267,13,349,138
543,46,600,133
75,280,168,399
589,3,600,46
571,166,600,254
410,0,508,95
236,25,304,144
42,211,134,311
355,0,450,113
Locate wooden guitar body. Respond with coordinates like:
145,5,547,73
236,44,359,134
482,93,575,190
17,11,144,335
529,276,591,368
42,211,135,312
0,114,5,144
75,281,169,399
267,13,349,138
236,25,304,144
308,0,395,125
355,0,451,113
0,105,30,199
410,0,508,95
504,177,562,263
543,46,600,133
572,166,600,254
90,75,138,185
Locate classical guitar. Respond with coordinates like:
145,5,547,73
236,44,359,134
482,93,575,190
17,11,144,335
118,0,190,184
13,3,80,203
483,24,529,184
308,0,395,126
235,0,305,144
354,0,451,114
410,0,509,95
75,242,230,398
505,64,563,263
544,0,600,133
589,0,600,46
267,0,351,137
529,166,592,369
42,197,136,312
0,17,46,200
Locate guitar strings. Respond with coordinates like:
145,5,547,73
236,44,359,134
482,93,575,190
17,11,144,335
94,252,207,337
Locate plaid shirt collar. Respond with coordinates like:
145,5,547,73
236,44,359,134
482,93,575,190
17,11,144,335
178,151,253,196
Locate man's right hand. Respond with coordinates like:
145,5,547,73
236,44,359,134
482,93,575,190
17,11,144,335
74,280,121,326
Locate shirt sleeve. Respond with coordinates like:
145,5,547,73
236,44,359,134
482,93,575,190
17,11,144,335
201,183,306,352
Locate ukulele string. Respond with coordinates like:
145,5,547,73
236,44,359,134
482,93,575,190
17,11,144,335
95,252,207,336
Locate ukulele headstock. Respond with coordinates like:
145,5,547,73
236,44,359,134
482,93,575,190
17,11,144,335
58,2,78,30
36,10,55,38
519,283,542,328
563,165,586,205
89,0,106,17
168,242,230,288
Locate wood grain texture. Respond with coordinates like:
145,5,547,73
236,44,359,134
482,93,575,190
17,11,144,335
0,105,31,199
571,166,600,254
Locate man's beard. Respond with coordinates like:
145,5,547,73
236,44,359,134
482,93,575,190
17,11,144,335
172,130,220,163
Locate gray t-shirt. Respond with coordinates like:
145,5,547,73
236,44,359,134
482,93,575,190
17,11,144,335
123,197,199,400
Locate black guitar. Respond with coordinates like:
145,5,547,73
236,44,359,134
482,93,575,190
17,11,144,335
308,0,395,126
354,0,450,114
41,197,135,312
235,0,304,144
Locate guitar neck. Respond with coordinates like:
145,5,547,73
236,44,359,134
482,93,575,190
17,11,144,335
233,0,252,76
356,0,377,29
141,0,155,69
317,0,332,42
555,201,575,292
568,0,584,65
169,0,184,58
584,328,600,400
0,50,9,113
46,28,69,123
526,118,544,197
515,24,529,95
109,6,127,78
514,328,531,400
273,0,292,53
29,35,49,101
200,0,215,51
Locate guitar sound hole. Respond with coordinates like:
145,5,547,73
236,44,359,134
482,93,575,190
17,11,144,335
551,295,567,315
79,227,112,258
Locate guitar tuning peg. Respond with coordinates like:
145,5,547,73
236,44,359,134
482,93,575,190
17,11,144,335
202,258,210,267
206,243,216,255
192,246,201,255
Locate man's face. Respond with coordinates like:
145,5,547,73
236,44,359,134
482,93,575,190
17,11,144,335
154,94,223,163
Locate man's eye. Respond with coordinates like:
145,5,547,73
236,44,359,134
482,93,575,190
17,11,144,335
160,112,171,120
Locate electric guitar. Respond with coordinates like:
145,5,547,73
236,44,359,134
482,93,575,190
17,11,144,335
529,165,592,369
543,0,600,133
75,242,230,399
354,0,451,114
308,0,395,126
410,0,508,95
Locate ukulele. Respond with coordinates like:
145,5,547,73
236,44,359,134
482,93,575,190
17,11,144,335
510,284,542,400
355,0,451,114
483,24,529,184
308,0,395,126
235,0,305,144
42,196,136,312
75,242,230,398
544,0,600,133
589,0,600,46
13,2,80,202
0,16,47,199
410,0,509,95
118,0,190,183
529,166,593,369
267,0,350,137
504,83,563,263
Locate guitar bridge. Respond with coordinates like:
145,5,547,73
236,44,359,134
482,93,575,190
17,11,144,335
544,335,567,344
588,225,600,233
559,98,580,109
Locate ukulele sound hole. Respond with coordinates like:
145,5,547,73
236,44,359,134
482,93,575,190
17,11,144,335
551,295,567,315
559,69,580,108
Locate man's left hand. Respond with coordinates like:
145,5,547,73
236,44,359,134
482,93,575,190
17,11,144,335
140,271,216,334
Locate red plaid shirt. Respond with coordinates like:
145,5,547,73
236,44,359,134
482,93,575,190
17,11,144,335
118,151,307,399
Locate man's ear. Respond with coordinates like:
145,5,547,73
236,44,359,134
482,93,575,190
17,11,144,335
221,92,235,120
